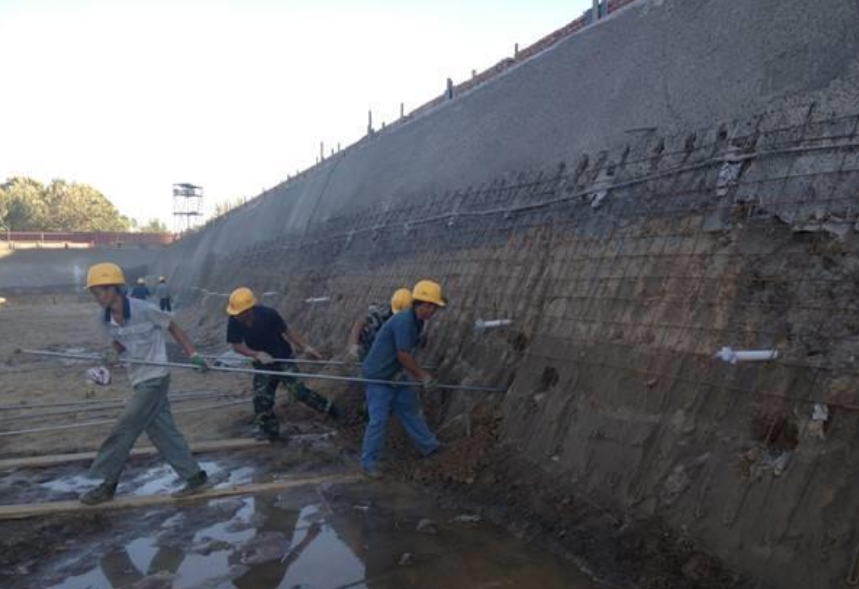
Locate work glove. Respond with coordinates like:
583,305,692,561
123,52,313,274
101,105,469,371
420,375,439,394
101,348,121,367
190,352,209,373
304,346,323,361
255,351,276,365
345,344,361,362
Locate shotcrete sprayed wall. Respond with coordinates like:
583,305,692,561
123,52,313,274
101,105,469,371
158,0,859,586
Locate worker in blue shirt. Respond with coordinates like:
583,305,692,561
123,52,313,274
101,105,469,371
360,279,444,478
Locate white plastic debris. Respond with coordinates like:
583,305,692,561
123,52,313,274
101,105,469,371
85,366,112,386
714,347,779,364
474,319,513,331
808,403,830,440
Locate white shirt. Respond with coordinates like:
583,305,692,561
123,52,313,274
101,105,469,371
99,297,172,386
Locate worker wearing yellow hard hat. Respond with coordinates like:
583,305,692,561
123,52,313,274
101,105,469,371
346,287,413,362
359,279,445,478
79,263,210,505
225,286,339,441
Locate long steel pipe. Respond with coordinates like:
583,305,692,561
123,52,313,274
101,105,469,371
16,349,507,394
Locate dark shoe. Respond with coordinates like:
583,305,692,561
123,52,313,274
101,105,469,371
172,470,209,498
361,466,383,480
80,481,117,505
325,401,341,419
422,444,442,458
253,426,280,442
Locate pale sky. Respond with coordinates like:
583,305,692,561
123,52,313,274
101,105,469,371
0,0,593,229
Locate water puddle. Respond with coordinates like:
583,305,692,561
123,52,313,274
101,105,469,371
32,479,605,589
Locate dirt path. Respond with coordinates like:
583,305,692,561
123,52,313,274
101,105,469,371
0,297,332,457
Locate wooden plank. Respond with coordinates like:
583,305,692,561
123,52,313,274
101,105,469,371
0,438,265,470
0,434,333,471
0,473,361,520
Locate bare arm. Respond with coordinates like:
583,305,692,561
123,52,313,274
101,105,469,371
348,319,365,346
285,327,322,360
167,322,198,358
231,342,261,359
284,327,310,353
397,350,431,382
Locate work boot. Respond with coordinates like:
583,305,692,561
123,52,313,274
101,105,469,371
80,480,118,505
253,425,280,442
171,470,209,498
361,466,383,480
324,400,341,419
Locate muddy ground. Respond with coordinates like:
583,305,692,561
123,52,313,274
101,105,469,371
0,296,754,588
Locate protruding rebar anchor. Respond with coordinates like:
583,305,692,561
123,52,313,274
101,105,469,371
474,319,513,332
714,347,779,364
304,296,330,304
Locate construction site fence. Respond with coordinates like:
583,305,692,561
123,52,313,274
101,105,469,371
0,231,174,248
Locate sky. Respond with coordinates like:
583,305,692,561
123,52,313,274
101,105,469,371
0,0,594,229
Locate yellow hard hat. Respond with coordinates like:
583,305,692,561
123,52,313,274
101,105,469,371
412,279,446,307
390,288,413,313
87,263,126,288
226,287,257,316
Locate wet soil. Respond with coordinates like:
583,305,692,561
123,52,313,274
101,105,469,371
0,297,752,588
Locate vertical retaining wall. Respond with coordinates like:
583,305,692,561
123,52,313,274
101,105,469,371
156,1,859,586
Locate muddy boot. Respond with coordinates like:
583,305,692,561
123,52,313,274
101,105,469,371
361,466,383,480
292,385,338,417
253,425,280,443
80,480,118,505
171,470,209,498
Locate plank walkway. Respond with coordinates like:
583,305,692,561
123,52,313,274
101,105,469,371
0,434,333,471
0,473,361,520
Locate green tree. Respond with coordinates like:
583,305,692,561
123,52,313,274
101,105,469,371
0,177,131,232
138,218,168,232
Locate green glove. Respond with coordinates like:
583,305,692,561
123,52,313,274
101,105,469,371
190,352,209,373
102,348,121,367
421,376,439,393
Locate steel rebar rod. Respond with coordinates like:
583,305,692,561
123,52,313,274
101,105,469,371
205,353,438,370
16,349,507,394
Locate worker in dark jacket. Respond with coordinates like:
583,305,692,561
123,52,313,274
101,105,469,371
226,287,339,441
130,278,151,300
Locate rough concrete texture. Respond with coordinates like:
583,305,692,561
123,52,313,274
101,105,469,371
30,0,859,586
0,247,161,294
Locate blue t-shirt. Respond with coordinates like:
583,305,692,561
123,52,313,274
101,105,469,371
362,308,422,380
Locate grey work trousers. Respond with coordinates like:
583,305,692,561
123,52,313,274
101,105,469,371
89,375,200,483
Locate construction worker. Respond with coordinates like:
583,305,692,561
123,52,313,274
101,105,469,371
79,262,210,505
225,287,339,441
155,276,172,312
359,279,444,478
346,288,413,362
130,277,151,300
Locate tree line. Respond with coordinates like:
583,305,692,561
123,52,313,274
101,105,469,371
0,177,166,233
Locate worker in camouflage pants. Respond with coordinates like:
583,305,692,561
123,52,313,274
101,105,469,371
226,287,338,441
251,360,334,436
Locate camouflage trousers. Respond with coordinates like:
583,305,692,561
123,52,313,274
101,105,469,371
252,363,336,437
